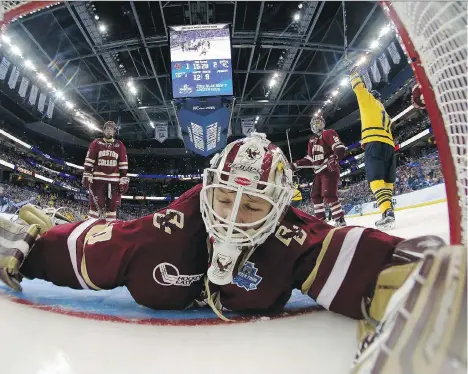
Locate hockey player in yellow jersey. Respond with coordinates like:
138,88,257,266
350,67,396,229
290,184,303,208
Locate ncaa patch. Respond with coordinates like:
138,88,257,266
232,262,262,291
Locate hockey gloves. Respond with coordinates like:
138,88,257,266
119,177,130,194
327,154,339,172
82,172,93,190
0,219,40,291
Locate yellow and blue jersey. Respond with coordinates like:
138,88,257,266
292,186,303,201
350,73,394,148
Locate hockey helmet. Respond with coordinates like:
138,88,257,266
310,116,325,135
103,121,116,138
200,132,294,285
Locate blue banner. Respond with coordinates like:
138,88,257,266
176,97,231,157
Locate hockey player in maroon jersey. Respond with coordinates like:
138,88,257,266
292,116,347,227
82,121,129,221
0,133,462,374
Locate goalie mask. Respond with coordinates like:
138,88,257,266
103,121,116,140
310,116,325,135
200,132,295,285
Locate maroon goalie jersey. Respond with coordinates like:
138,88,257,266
295,129,346,173
21,185,402,319
84,138,128,183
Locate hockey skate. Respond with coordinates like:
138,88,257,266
351,239,467,374
375,209,395,230
0,218,40,291
334,217,347,227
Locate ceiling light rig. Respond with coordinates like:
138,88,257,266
312,23,395,118
98,23,107,33
0,32,100,131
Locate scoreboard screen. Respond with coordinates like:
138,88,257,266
169,24,233,98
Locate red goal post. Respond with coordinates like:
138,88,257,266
0,2,60,27
382,2,467,245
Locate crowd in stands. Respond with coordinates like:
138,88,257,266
393,117,431,144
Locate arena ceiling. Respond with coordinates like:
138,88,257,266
2,1,390,148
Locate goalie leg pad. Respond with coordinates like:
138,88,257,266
0,219,40,291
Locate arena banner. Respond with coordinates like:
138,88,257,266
154,122,168,143
14,165,34,177
7,66,19,90
0,57,10,81
18,76,29,98
241,118,256,136
175,97,231,156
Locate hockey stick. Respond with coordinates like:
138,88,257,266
286,128,301,186
285,128,294,165
88,186,106,220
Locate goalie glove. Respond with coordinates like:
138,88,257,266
352,235,467,374
119,176,130,194
291,162,298,172
0,219,40,292
327,154,339,172
18,204,72,234
82,172,93,190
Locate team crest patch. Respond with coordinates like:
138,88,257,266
232,262,262,291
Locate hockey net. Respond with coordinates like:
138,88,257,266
383,2,467,245
0,1,60,26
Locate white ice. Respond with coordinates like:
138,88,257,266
0,202,449,374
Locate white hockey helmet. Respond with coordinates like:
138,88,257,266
310,116,325,135
200,132,295,285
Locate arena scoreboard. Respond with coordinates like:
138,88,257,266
169,24,233,98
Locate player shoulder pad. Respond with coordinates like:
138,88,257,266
272,207,330,250
168,184,202,210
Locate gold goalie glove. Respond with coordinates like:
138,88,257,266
18,204,72,234
351,236,467,374
0,219,40,291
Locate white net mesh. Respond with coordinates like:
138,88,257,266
390,2,468,245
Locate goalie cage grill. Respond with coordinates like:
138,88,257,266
383,2,467,245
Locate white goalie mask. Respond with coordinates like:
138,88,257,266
310,116,325,135
200,132,295,286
